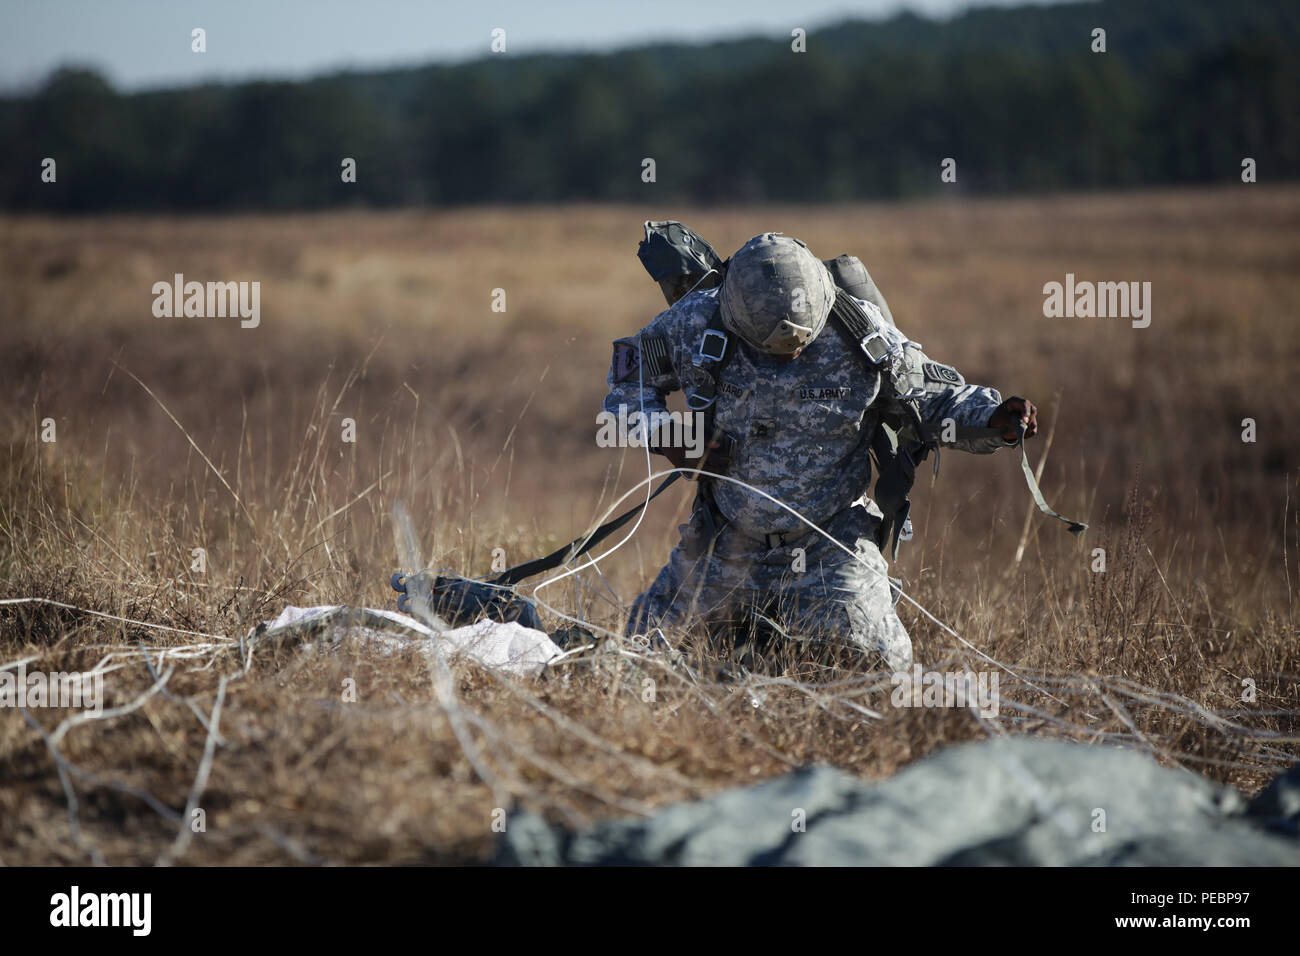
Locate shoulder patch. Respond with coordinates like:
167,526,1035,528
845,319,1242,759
611,336,674,383
641,335,673,378
611,342,640,383
922,361,963,386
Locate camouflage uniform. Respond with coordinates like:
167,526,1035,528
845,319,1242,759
605,281,1008,671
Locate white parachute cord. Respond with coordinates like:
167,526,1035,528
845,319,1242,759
525,327,1058,704
533,327,924,648
530,464,1061,702
527,346,684,644
420,347,663,638
0,597,232,642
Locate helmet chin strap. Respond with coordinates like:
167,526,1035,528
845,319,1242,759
732,330,804,361
759,317,816,353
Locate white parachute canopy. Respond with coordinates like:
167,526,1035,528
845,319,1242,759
260,605,562,677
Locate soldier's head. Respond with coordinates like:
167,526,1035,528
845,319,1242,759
719,233,835,360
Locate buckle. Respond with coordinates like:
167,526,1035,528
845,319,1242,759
686,391,717,411
859,332,890,364
696,329,728,365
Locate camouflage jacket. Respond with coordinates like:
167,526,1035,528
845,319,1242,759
604,287,1008,538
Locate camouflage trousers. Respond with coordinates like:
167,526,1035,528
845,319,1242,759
626,498,912,671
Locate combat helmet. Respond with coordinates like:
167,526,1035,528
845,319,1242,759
719,233,835,355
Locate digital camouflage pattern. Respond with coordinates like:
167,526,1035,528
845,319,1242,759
605,280,1009,668
627,499,914,670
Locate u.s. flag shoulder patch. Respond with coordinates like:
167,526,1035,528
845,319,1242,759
640,335,672,378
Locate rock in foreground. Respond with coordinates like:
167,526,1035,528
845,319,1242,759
498,738,1300,866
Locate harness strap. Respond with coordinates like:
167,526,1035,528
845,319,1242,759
870,422,915,560
683,289,1086,563
825,291,931,559
1012,422,1088,536
829,287,894,365
490,473,682,587
692,306,738,478
688,307,734,411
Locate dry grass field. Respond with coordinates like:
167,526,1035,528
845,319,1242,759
1,186,1298,864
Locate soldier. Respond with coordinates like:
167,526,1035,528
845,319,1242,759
604,233,1037,670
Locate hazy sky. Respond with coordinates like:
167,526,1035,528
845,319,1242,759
0,0,1074,92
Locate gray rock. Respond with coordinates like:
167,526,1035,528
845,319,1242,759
496,737,1300,866
1245,762,1300,836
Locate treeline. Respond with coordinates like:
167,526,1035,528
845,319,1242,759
1,0,1296,211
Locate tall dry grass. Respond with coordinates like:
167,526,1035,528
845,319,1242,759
1,188,1297,864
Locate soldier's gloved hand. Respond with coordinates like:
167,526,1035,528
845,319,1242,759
988,396,1038,442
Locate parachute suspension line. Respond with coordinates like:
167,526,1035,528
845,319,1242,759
529,357,676,642
531,464,1063,704
526,357,1063,705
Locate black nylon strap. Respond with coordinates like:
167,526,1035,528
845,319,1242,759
697,306,736,470
691,307,734,406
489,473,682,587
488,306,724,588
829,287,878,342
